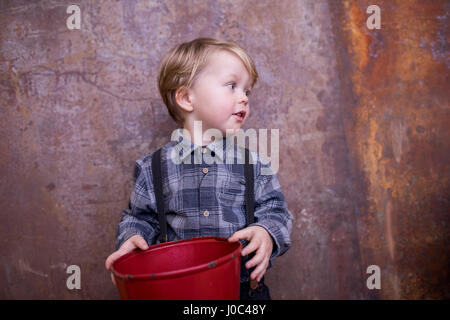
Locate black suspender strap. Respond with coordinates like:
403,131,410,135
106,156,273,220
244,148,255,226
152,148,168,243
243,148,257,286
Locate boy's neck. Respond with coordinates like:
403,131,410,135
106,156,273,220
182,121,217,147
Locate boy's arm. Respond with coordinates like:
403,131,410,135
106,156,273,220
115,160,160,250
249,159,293,260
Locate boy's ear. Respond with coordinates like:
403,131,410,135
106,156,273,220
175,86,194,113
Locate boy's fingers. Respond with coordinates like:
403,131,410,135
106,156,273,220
110,272,117,286
105,256,112,270
246,248,264,269
246,247,270,280
105,236,147,270
241,240,259,256
228,230,243,242
228,228,253,242
105,249,126,270
250,259,269,281
105,251,118,270
252,266,267,282
132,236,149,250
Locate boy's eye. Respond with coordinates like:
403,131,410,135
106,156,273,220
227,83,251,96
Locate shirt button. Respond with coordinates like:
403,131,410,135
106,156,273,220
202,167,208,174
203,210,210,217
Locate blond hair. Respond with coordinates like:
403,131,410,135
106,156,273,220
157,37,258,125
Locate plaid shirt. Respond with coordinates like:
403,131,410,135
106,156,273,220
115,128,293,281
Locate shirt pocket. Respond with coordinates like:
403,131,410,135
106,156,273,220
217,173,247,226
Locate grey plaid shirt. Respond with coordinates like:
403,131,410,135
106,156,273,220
115,128,293,281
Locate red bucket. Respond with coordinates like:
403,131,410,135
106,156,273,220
111,236,242,300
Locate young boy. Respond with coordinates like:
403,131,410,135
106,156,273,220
105,37,293,300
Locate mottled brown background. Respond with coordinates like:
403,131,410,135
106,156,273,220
0,0,448,299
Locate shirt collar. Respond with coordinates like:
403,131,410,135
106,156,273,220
170,128,228,163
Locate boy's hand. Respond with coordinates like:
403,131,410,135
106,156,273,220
105,235,149,286
228,226,273,282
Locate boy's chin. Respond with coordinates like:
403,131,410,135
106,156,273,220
224,127,243,136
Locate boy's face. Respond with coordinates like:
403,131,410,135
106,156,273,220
187,50,252,137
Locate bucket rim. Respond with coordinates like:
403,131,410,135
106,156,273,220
110,236,241,281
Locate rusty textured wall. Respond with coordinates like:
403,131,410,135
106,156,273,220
0,0,448,300
329,0,450,299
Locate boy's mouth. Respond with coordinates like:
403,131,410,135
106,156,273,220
232,111,246,121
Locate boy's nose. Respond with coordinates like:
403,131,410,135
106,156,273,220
239,89,248,104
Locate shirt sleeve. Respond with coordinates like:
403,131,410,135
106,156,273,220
115,159,160,250
249,155,294,260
